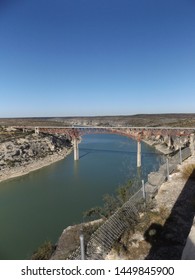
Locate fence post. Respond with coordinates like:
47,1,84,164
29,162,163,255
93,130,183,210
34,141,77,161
142,179,146,208
142,180,146,200
166,158,169,180
179,146,182,165
80,234,85,260
190,134,195,156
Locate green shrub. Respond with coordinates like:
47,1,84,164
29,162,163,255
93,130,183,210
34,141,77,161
31,241,55,260
83,179,136,219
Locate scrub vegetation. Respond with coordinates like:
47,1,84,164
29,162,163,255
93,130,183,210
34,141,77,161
31,241,55,260
83,179,140,220
181,163,195,179
1,113,195,128
110,206,170,259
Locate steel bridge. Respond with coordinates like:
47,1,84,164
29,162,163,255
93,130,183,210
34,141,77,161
12,125,195,165
13,125,195,137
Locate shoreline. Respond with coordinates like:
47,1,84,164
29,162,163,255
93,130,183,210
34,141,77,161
0,134,175,185
0,147,73,184
0,137,170,184
142,139,172,155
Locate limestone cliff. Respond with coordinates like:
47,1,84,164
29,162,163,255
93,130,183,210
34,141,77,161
0,126,72,182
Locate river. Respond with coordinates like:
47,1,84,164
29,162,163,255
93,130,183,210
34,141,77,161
0,134,163,259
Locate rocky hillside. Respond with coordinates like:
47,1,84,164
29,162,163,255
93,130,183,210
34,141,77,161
142,133,191,154
0,126,72,181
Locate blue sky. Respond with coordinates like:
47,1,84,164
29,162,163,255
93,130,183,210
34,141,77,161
0,0,195,117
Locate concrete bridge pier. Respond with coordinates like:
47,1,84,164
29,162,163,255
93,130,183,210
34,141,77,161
137,140,141,168
74,138,79,160
190,134,195,155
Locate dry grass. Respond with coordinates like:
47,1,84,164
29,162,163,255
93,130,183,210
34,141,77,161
110,206,170,259
181,164,195,179
1,114,195,127
133,206,170,233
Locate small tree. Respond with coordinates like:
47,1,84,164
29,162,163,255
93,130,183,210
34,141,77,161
102,194,120,217
83,207,103,220
31,241,55,260
117,180,133,204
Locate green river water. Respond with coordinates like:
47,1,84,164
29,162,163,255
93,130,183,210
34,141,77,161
0,134,163,259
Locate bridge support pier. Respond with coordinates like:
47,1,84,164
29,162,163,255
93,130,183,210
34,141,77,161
137,140,141,168
190,134,195,155
74,138,79,160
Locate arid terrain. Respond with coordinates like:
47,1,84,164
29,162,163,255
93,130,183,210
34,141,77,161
1,113,195,127
0,126,72,182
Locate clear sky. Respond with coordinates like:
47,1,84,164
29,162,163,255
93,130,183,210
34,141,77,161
0,0,195,117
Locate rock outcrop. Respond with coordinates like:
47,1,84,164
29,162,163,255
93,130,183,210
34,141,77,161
0,127,72,181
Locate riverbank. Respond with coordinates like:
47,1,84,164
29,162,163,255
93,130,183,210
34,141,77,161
0,128,73,184
0,147,72,183
142,139,172,155
51,219,103,260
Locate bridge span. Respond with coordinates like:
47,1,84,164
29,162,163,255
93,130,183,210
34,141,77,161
12,125,195,166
